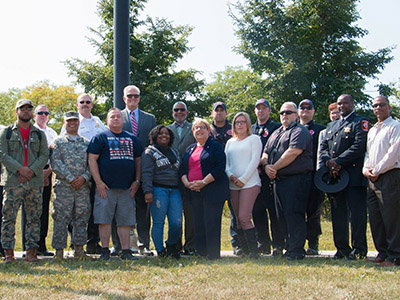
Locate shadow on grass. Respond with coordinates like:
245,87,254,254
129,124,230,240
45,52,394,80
0,255,396,276
0,279,140,300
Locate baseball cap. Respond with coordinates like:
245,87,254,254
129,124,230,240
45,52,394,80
255,98,271,108
299,99,315,109
212,101,227,111
16,99,33,109
64,111,80,121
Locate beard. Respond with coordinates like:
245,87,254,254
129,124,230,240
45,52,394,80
18,115,32,123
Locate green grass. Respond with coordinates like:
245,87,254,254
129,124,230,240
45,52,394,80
3,202,397,300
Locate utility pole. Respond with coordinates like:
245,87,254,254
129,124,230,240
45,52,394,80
113,0,130,109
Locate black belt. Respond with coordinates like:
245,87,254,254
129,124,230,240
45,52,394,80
153,182,179,189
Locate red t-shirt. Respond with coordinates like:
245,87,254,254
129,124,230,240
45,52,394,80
19,126,30,166
188,145,203,182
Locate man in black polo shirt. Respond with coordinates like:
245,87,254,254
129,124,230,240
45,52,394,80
262,102,313,260
251,99,284,256
298,99,326,255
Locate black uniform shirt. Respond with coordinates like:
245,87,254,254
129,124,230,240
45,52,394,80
210,121,232,148
264,121,313,177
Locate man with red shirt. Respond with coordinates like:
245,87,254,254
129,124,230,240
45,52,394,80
0,99,49,263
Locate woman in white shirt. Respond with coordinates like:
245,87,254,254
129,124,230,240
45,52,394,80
225,112,262,258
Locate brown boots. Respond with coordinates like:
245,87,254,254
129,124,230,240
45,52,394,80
4,249,15,263
25,248,39,262
74,245,88,259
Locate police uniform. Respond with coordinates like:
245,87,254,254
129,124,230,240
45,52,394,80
251,119,284,253
264,121,313,259
302,120,326,251
50,133,91,250
210,121,232,147
319,112,369,258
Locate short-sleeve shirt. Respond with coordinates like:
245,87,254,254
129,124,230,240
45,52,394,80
264,122,313,176
87,129,142,189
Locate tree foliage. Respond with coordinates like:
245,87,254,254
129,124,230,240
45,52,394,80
64,0,205,124
0,82,78,133
205,66,276,122
231,0,393,124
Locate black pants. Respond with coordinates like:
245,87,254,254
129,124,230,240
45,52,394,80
329,186,367,256
368,169,400,262
176,186,195,251
274,173,311,257
86,182,99,246
252,175,284,250
21,169,52,251
305,181,325,248
190,191,224,260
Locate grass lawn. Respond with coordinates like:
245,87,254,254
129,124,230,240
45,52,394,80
1,203,398,300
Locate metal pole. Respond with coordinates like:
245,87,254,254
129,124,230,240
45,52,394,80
113,0,130,109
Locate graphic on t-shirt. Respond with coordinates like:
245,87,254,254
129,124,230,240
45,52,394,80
108,137,134,160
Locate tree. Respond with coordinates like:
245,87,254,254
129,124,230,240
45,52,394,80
0,82,78,132
65,0,205,124
205,66,275,122
231,0,393,124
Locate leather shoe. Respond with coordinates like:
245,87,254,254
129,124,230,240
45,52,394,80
183,248,196,256
110,247,120,256
37,249,54,257
306,248,319,256
86,243,102,254
272,248,283,257
288,254,305,261
333,250,348,260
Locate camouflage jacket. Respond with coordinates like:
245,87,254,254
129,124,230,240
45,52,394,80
0,122,49,187
50,133,91,187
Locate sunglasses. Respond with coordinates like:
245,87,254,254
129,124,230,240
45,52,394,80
126,94,140,99
280,110,296,115
79,101,92,104
299,106,313,110
174,108,186,112
36,111,50,116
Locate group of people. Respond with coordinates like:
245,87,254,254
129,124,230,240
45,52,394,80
0,87,398,266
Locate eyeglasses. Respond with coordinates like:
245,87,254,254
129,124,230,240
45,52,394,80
79,101,91,104
174,108,186,112
36,111,50,116
194,125,207,131
19,106,33,111
234,121,246,126
299,106,313,110
126,94,140,99
280,110,296,115
372,103,387,108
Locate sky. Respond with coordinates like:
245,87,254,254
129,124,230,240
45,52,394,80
0,0,399,97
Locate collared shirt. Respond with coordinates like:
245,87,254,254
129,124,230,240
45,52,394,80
363,116,400,175
34,123,58,147
60,113,106,140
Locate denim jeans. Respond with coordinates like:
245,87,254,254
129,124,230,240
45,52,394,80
150,186,183,252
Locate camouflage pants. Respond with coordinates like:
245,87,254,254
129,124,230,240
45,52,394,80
51,184,91,249
1,186,43,249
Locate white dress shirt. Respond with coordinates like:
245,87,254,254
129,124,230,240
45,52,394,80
363,116,400,176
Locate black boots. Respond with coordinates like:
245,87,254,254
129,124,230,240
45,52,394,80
166,243,180,259
244,228,259,259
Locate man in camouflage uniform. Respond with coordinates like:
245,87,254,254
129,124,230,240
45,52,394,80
50,111,91,259
0,99,49,263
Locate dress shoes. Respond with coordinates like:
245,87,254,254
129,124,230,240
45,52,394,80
333,250,348,260
86,243,102,254
306,248,319,256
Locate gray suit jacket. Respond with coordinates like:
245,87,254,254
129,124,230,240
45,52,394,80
167,121,195,159
122,108,156,150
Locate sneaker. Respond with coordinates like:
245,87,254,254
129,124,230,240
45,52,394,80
120,249,138,260
272,248,283,257
110,247,120,256
99,248,110,261
139,246,154,256
37,249,54,257
87,243,102,255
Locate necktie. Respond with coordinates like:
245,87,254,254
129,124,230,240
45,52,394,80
177,126,182,138
131,111,138,135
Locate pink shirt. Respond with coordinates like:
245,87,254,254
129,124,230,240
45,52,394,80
19,126,30,166
188,145,203,181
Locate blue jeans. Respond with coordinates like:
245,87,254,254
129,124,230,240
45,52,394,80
150,186,183,252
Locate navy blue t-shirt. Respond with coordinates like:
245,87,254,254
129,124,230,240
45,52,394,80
87,129,143,189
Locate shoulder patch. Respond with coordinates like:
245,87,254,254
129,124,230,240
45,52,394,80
361,120,369,132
